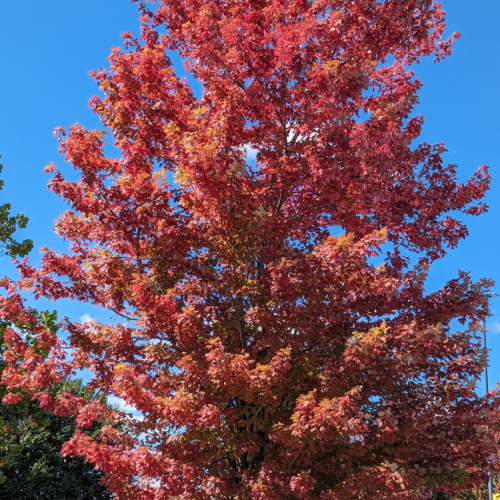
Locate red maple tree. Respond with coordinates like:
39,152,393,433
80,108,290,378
1,1,499,498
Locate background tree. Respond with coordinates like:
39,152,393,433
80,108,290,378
0,156,33,259
0,158,113,499
0,377,113,500
1,1,498,499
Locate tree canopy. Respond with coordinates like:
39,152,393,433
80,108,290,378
0,1,498,499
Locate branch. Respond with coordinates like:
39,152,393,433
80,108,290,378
287,445,304,471
110,309,137,322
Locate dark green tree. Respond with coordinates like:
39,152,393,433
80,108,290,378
432,493,450,500
0,155,33,259
0,377,113,500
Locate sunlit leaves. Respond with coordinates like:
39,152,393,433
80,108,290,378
1,1,498,498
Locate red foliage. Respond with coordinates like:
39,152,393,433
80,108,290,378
1,1,499,498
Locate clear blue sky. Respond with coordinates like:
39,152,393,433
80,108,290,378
0,1,498,393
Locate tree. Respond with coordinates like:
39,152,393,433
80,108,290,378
0,156,33,259
0,377,113,500
1,0,498,498
0,160,114,498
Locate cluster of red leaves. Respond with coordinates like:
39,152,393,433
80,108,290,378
1,0,499,498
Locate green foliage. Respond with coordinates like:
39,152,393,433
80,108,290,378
0,312,113,499
0,380,112,500
0,310,59,452
432,493,450,500
0,155,33,258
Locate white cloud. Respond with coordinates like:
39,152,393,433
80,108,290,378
108,395,139,414
108,396,146,442
244,144,258,160
487,320,500,334
79,313,93,324
242,127,318,163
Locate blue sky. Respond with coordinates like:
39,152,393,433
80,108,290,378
0,0,499,396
